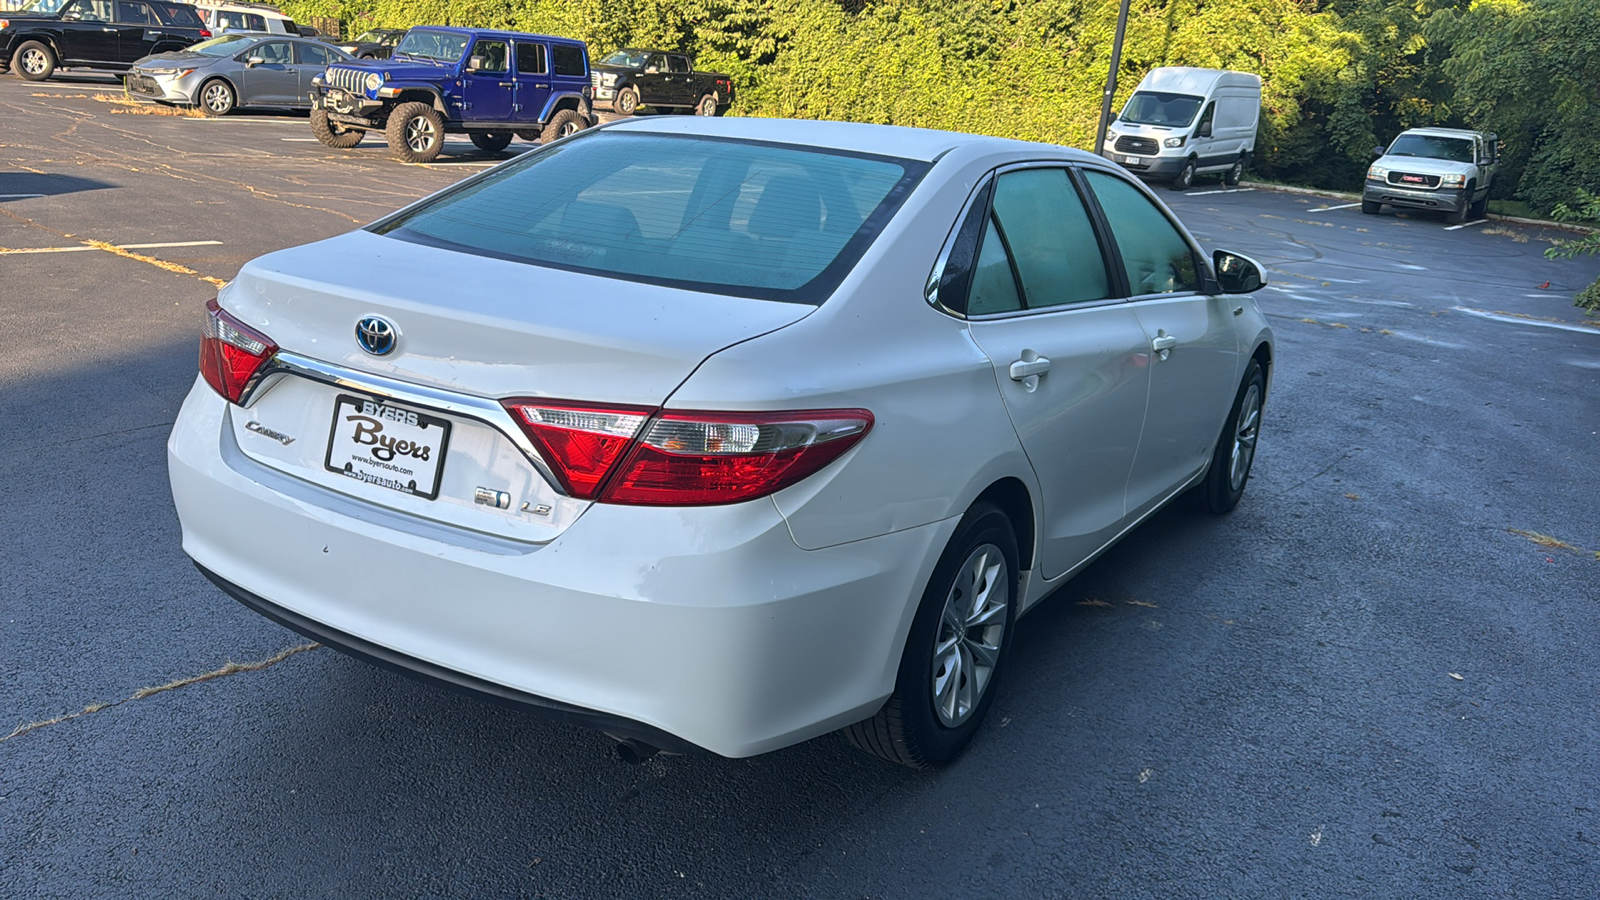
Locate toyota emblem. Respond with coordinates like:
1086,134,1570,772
356,316,397,356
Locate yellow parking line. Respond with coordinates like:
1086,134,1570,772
0,239,223,255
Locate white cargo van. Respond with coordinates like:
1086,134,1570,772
1101,67,1261,190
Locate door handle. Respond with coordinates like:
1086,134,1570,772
1151,330,1177,360
1009,357,1051,380
499,81,515,87
103,26,117,31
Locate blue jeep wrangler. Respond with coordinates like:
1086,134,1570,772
309,26,594,163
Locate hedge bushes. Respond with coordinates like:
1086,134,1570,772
280,0,1600,217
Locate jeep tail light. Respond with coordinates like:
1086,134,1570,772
200,298,277,404
504,402,872,506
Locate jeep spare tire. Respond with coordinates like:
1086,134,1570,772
311,109,364,149
386,101,444,164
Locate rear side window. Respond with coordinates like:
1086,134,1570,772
152,3,201,26
116,1,156,24
1084,170,1200,296
515,42,546,76
296,42,338,66
373,132,928,304
552,44,585,76
668,55,689,74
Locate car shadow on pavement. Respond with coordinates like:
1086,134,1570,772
0,171,118,198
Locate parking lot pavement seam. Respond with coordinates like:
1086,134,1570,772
1,643,322,746
0,205,229,287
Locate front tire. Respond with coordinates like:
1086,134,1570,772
385,101,443,163
1195,359,1265,514
1470,181,1490,218
1170,158,1196,191
843,503,1018,769
1446,183,1473,225
540,108,587,144
198,78,236,117
613,86,639,116
310,108,364,148
468,131,512,153
15,41,56,82
1361,199,1381,215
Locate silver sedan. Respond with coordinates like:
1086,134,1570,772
127,33,353,116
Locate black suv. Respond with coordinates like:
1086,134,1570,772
0,0,210,81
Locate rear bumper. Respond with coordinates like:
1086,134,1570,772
1364,181,1468,212
168,380,953,758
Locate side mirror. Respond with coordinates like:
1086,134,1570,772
466,56,484,72
1214,250,1266,294
63,9,81,19
245,56,264,67
643,66,659,74
1196,123,1212,138
1372,145,1386,158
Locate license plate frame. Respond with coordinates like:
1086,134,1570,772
323,394,452,500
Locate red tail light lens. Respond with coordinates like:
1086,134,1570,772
503,402,873,506
505,401,652,499
199,28,212,38
199,298,277,404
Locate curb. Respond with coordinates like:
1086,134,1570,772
1239,180,1597,234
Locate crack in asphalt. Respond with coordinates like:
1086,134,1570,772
1,643,322,745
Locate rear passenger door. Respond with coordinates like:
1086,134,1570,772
512,41,551,121
957,165,1153,579
666,54,693,105
113,1,159,63
1081,168,1240,518
293,41,341,105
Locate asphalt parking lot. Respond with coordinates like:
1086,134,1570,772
3,76,1598,898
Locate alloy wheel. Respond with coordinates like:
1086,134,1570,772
405,116,437,153
559,120,581,137
203,83,231,113
1229,383,1262,490
931,542,1008,728
21,48,47,75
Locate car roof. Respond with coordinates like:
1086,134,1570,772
409,25,585,46
601,116,1095,165
1401,127,1484,139
204,3,293,19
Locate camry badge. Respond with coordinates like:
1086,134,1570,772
356,316,398,356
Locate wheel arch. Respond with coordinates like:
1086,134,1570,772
12,32,63,60
541,91,588,122
1249,339,1273,397
390,85,447,115
971,477,1036,573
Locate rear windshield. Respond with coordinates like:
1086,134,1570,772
1386,134,1475,163
372,132,928,304
1119,91,1204,127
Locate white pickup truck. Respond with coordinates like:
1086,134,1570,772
1363,127,1498,225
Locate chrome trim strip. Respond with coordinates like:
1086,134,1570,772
236,351,562,491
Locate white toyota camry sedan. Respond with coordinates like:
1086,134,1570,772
168,116,1273,767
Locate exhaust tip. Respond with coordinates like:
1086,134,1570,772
609,735,659,765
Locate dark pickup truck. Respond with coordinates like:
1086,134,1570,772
1,0,210,81
591,48,732,117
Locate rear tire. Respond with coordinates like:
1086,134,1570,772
468,131,512,153
540,108,587,144
15,41,56,82
1170,159,1196,191
1224,156,1245,186
843,503,1018,769
310,108,364,148
1195,359,1265,514
694,93,718,117
1361,199,1381,215
385,101,444,163
198,78,236,117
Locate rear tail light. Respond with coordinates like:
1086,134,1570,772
199,298,277,404
198,28,212,38
504,401,872,506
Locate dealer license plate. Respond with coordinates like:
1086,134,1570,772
1125,156,1140,164
323,395,451,500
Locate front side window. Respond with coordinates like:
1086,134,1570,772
552,44,585,76
645,53,667,73
65,0,113,23
515,42,546,76
470,39,507,74
1197,101,1215,132
115,1,155,25
1084,170,1200,296
1119,91,1204,127
373,132,927,304
253,41,292,65
393,29,470,63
